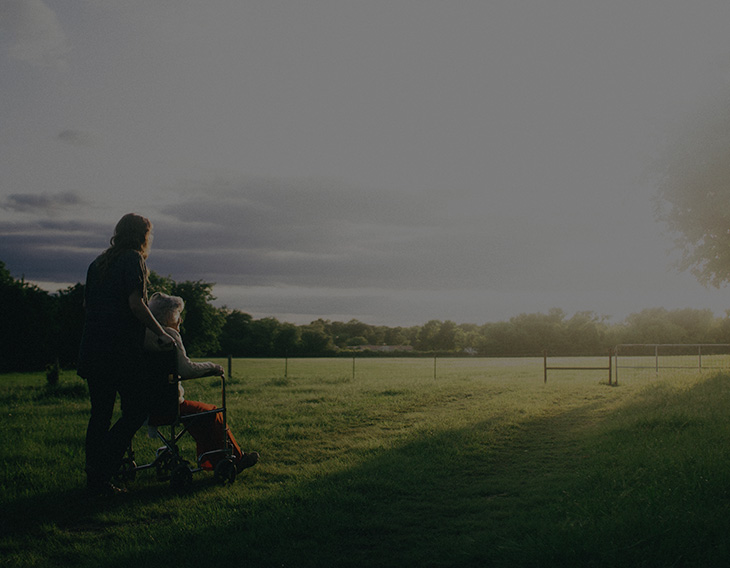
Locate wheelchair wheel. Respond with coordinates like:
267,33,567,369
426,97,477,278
170,462,193,491
214,457,237,485
156,452,174,481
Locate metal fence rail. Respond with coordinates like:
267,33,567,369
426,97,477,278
614,344,730,384
543,351,613,385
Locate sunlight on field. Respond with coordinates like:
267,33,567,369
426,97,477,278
3,359,730,567
200,355,724,393
222,356,577,381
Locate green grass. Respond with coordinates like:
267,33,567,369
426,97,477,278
2,359,730,567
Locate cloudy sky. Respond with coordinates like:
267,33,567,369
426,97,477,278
2,1,730,326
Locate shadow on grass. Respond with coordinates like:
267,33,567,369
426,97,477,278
6,375,730,567
0,471,220,540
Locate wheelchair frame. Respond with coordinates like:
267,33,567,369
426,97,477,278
116,346,237,490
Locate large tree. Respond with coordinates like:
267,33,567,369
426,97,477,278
148,272,225,357
0,261,57,371
171,280,225,357
218,310,254,357
654,108,730,287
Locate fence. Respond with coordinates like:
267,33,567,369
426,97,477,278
543,351,613,385
233,354,486,381
614,344,730,383
221,347,730,385
222,355,611,384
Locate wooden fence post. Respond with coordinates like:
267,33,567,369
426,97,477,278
608,351,612,386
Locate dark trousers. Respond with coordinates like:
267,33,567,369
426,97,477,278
85,369,150,485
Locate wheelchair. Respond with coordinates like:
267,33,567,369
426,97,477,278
116,346,238,490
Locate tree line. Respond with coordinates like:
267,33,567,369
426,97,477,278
2,259,730,372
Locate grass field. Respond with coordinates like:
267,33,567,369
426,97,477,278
2,357,730,567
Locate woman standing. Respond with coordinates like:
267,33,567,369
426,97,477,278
78,213,173,496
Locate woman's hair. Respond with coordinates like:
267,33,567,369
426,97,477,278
148,292,185,327
97,213,152,278
109,213,153,258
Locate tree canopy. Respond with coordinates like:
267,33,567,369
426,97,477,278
654,109,730,287
3,259,730,372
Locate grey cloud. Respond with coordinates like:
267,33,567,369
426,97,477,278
0,219,109,282
58,129,96,147
232,290,417,324
0,0,69,68
0,175,588,301
149,177,558,293
165,176,436,228
1,192,86,213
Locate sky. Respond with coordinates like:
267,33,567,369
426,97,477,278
2,1,730,327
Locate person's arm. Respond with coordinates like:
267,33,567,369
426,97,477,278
166,328,224,379
128,290,174,346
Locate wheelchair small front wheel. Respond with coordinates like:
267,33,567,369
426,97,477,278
156,452,174,481
214,458,237,485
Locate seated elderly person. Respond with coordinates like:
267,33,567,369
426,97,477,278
144,292,258,473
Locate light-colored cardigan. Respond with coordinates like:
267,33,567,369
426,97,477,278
144,327,221,403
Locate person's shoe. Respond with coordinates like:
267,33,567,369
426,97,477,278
236,451,259,473
87,480,127,497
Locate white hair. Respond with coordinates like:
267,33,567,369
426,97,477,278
148,292,184,326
